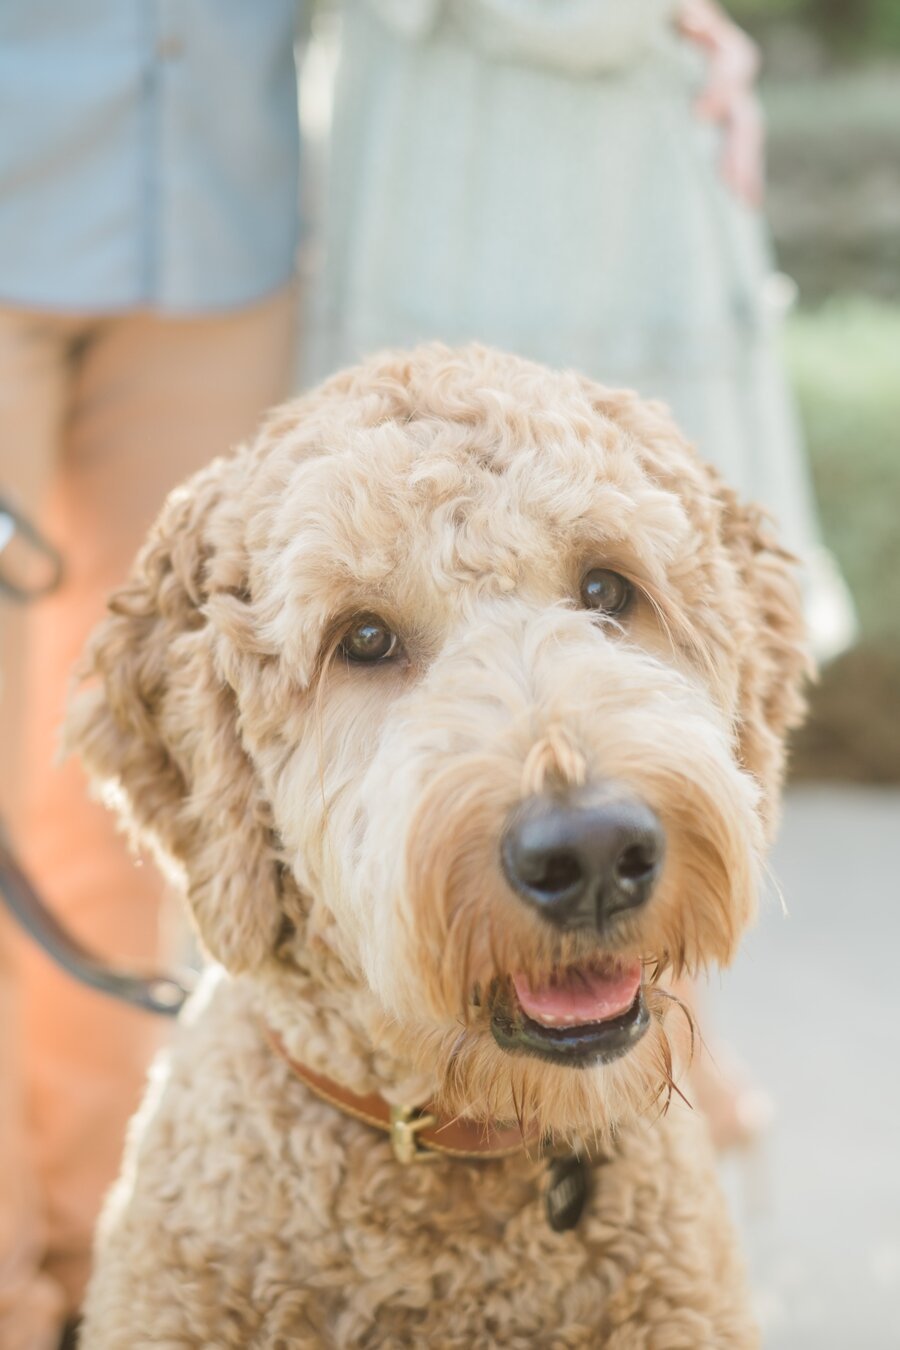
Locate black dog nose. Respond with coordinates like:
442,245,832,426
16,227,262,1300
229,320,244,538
500,789,664,932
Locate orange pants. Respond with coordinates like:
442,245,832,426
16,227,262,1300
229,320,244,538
0,289,297,1346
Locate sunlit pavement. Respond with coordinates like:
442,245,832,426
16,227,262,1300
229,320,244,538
710,787,900,1348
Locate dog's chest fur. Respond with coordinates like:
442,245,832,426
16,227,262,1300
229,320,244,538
84,980,756,1348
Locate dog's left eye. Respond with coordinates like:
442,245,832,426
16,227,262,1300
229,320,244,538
339,615,399,664
580,568,633,617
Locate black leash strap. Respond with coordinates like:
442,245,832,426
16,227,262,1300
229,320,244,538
0,828,194,1016
0,496,64,602
2,501,190,1014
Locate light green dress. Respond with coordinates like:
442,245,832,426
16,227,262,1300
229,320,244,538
307,0,854,656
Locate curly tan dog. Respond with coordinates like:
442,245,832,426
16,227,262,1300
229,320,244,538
70,345,807,1348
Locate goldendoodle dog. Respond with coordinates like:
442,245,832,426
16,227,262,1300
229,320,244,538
71,345,807,1347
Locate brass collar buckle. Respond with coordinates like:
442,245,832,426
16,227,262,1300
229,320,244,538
389,1104,439,1165
264,1028,536,1164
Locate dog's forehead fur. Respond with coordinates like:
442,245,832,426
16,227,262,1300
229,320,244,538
238,346,736,690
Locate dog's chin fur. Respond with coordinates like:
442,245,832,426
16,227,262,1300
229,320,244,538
249,936,690,1146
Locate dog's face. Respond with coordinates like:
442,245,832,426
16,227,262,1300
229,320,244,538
71,346,807,1137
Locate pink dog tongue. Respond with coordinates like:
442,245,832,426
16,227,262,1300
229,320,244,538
513,961,642,1028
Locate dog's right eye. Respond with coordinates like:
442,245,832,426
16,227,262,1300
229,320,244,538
339,614,399,664
579,568,633,617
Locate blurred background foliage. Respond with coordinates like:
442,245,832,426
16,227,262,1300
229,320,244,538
734,0,900,55
731,0,900,780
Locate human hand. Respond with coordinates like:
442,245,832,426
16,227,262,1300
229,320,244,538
677,0,765,208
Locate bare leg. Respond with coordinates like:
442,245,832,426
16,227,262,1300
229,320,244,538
672,975,774,1152
0,307,71,1350
15,286,298,1312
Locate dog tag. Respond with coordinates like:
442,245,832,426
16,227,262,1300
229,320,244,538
545,1154,589,1232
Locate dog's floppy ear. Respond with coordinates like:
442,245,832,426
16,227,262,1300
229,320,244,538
583,383,810,832
66,451,282,972
715,483,811,834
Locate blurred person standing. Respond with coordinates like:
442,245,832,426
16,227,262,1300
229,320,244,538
0,5,305,1345
308,0,854,662
306,0,855,1148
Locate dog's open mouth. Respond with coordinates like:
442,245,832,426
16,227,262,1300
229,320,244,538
489,959,650,1067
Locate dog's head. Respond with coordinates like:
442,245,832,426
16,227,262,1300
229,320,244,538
69,345,808,1138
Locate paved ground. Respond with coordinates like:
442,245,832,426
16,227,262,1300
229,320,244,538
709,786,900,1348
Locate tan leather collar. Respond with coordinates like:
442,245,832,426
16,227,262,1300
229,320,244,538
266,1029,532,1165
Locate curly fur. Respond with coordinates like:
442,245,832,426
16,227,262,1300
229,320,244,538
69,345,809,1347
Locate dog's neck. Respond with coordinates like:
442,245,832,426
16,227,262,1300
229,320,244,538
245,954,441,1110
